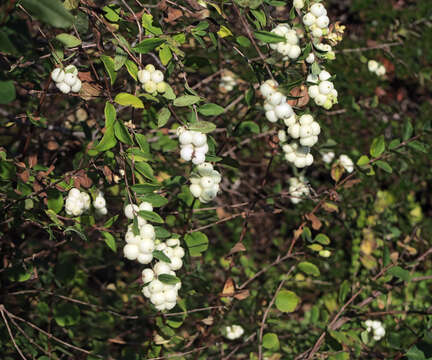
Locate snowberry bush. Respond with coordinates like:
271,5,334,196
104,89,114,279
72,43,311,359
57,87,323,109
1,0,431,359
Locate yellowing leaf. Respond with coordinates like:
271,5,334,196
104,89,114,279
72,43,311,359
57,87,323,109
217,25,232,38
114,93,144,108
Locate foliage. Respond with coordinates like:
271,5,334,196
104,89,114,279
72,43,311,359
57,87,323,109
0,0,432,359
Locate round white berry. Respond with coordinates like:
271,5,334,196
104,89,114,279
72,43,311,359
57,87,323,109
192,152,206,165
124,244,139,260
149,279,164,293
64,65,78,76
316,15,330,28
319,81,334,95
167,238,180,247
288,45,301,59
269,92,283,106
143,81,157,93
284,115,297,127
150,292,165,306
299,114,314,125
303,13,316,26
288,123,300,138
139,201,153,212
194,143,209,155
139,237,155,254
64,73,78,86
165,301,176,310
93,196,106,209
200,176,215,189
319,70,331,81
293,0,304,9
71,78,82,93
197,162,214,176
180,144,194,161
306,53,315,64
311,3,326,17
142,268,155,283
137,69,151,83
145,64,156,73
51,68,65,83
179,130,193,145
265,110,278,123
190,183,202,197
164,288,178,302
140,224,155,240
314,93,328,106
57,82,71,94
154,262,171,275
173,246,185,258
169,257,183,270
191,132,207,147
124,204,139,219
311,27,323,38
151,70,164,84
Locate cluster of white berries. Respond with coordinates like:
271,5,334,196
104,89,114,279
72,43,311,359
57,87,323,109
322,151,335,164
93,192,107,216
260,80,294,123
137,64,167,94
289,177,310,204
177,127,208,165
224,325,244,340
51,65,82,94
64,188,90,216
365,320,386,341
302,3,330,39
123,203,185,311
368,60,386,76
321,152,354,172
293,0,305,9
286,114,321,147
338,154,354,173
307,70,338,109
123,202,158,264
270,24,301,60
189,162,221,203
278,114,320,168
141,238,185,311
219,74,237,92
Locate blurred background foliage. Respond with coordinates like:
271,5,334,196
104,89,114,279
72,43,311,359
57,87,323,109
0,0,431,359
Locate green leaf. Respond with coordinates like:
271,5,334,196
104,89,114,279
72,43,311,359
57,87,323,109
21,0,74,28
114,120,133,145
153,250,171,263
250,9,266,27
55,33,81,47
47,189,64,214
173,95,201,107
314,233,330,245
198,103,225,116
138,210,164,223
188,121,216,134
185,232,208,257
53,303,80,327
375,160,392,173
356,155,370,167
157,107,171,128
135,162,156,181
406,346,426,360
103,231,117,252
133,38,165,54
100,55,117,85
370,135,385,158
131,183,161,194
388,266,411,282
158,274,180,285
0,80,16,104
338,280,350,304
95,126,117,151
238,121,260,134
275,290,300,313
139,194,168,207
236,35,251,47
407,140,428,153
163,84,176,100
254,30,285,43
114,93,144,108
298,261,320,277
141,13,163,35
159,44,172,66
104,102,116,127
262,333,280,350
388,139,401,150
0,32,17,54
64,226,87,241
154,227,171,239
125,59,138,80
403,120,413,141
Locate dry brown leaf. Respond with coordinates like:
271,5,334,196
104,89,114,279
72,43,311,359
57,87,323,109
234,289,250,300
305,213,322,230
220,278,235,297
18,170,30,183
80,82,102,101
28,154,37,168
226,242,246,257
103,165,113,184
46,141,59,151
287,86,309,107
343,179,361,189
165,7,183,24
78,71,94,82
